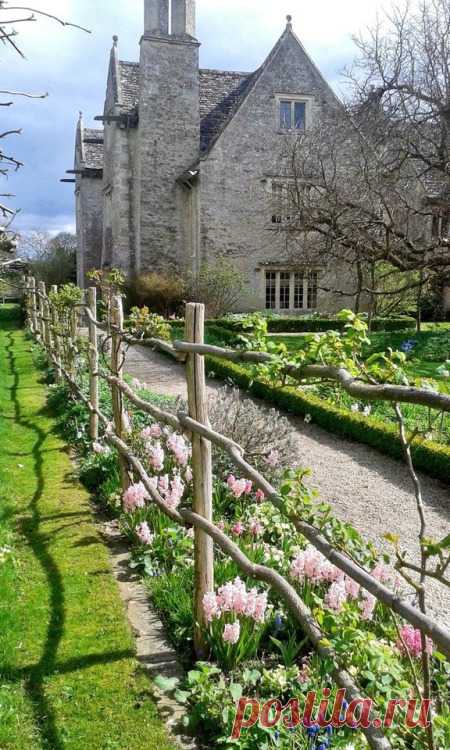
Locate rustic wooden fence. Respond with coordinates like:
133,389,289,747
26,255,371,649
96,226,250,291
21,277,450,750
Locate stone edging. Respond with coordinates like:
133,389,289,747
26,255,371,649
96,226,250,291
99,519,199,750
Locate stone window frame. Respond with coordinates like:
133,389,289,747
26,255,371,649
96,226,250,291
275,93,314,133
263,269,319,312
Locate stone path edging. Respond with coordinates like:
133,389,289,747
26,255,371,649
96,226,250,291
99,519,198,750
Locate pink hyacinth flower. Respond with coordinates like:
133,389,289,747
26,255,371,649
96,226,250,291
149,442,165,472
231,521,245,536
255,489,265,503
203,591,220,623
344,576,360,599
360,591,377,621
325,581,348,612
136,521,153,546
123,482,149,512
223,621,241,645
249,519,264,537
397,625,433,658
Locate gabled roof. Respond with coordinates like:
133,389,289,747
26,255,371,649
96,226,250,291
82,128,104,170
116,59,256,153
199,69,256,152
114,21,339,155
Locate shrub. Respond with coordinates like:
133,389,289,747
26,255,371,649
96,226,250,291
126,306,171,340
214,316,417,334
185,259,247,318
126,272,185,317
204,356,450,485
208,386,298,475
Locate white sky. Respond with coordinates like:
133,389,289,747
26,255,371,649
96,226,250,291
2,0,392,233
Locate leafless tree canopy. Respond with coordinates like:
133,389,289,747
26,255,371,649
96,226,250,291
0,2,89,246
275,0,450,313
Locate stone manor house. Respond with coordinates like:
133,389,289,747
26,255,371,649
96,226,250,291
65,0,449,314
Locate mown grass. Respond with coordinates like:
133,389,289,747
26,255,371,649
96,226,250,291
0,305,174,750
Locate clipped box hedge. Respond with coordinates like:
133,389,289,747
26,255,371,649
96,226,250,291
204,355,450,486
213,316,417,334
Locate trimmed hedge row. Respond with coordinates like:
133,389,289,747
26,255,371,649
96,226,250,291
214,316,417,334
204,355,450,486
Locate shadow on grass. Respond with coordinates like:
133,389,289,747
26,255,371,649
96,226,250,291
2,329,134,748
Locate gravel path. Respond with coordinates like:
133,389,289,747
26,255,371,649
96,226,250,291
126,345,450,625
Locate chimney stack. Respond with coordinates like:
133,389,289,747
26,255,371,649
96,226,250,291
144,0,169,36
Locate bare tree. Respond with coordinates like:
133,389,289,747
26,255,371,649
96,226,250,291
0,2,89,249
275,0,450,323
19,230,77,285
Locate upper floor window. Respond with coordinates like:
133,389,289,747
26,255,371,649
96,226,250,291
271,180,294,224
280,99,307,130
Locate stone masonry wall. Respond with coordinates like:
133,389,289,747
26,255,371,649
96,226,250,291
137,33,200,272
199,30,357,313
76,177,103,287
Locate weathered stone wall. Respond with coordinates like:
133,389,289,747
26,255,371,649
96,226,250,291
136,32,200,272
198,30,357,313
102,54,133,274
76,177,103,287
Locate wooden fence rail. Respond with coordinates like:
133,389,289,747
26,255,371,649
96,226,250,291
19,278,450,750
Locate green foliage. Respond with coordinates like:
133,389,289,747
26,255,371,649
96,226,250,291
215,315,417,334
48,282,83,310
23,231,77,286
186,258,248,318
126,271,185,317
126,306,171,340
204,355,450,484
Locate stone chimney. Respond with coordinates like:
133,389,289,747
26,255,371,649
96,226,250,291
171,0,196,37
144,0,169,36
138,0,200,272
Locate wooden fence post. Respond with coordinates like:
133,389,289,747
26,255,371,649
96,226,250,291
50,285,62,382
87,286,99,441
37,281,46,343
43,290,52,353
185,303,214,658
111,294,129,491
29,276,37,335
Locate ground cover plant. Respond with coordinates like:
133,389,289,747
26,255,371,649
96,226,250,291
38,333,449,749
0,305,175,750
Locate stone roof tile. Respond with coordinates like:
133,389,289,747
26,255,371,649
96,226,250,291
119,61,140,111
117,60,256,152
83,128,104,170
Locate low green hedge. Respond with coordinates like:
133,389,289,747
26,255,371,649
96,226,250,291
213,316,417,334
204,355,450,485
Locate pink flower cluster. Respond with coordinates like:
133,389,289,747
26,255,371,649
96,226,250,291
290,545,344,585
136,521,154,545
397,625,433,658
157,473,185,510
148,442,165,472
290,546,384,620
141,424,162,440
203,577,268,624
223,621,241,644
167,433,190,467
123,482,149,512
227,475,253,498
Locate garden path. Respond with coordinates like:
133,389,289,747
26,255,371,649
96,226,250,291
125,345,450,627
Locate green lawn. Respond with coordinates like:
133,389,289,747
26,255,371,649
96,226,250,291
0,305,174,750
